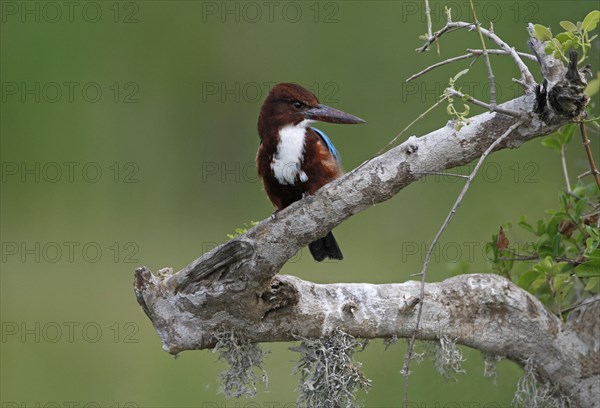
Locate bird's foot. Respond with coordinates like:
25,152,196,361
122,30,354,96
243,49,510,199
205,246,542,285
270,210,280,220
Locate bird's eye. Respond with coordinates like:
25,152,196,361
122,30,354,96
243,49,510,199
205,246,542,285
292,101,303,109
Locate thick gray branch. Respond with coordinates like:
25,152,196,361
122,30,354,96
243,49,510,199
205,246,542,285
136,270,599,406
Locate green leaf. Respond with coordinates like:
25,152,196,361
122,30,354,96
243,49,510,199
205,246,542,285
534,234,551,250
518,216,535,234
585,78,600,97
559,191,569,210
585,248,600,261
575,197,588,217
534,256,555,273
551,234,564,256
541,137,562,152
575,260,600,277
536,219,547,236
561,39,574,53
557,123,576,145
533,24,553,41
572,185,588,197
582,10,600,32
452,69,470,82
547,217,560,237
551,38,563,49
518,269,542,289
553,273,571,292
484,243,497,263
559,20,578,32
554,33,568,43
584,277,600,292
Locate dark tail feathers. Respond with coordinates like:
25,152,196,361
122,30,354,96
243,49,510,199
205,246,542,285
308,231,343,262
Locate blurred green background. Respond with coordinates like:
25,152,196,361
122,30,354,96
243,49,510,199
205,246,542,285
1,0,598,406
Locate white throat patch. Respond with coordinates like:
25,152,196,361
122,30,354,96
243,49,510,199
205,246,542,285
271,119,312,185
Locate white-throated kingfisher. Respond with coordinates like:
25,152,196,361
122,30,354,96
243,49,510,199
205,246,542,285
256,83,365,261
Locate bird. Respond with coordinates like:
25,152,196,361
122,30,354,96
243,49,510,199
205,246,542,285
256,83,365,261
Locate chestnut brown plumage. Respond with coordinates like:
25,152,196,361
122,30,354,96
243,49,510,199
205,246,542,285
256,83,365,261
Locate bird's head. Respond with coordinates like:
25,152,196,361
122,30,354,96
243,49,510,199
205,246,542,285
258,83,365,139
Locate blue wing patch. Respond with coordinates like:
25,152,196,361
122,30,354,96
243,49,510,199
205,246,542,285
312,127,339,161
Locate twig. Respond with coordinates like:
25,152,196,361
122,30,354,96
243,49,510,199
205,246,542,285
446,89,523,118
561,297,600,314
469,0,496,106
406,53,476,82
413,171,469,179
402,121,524,405
417,24,457,52
561,144,572,193
376,96,448,155
579,123,600,190
407,49,538,83
424,0,433,40
498,256,539,262
467,48,537,61
418,21,535,89
422,0,439,56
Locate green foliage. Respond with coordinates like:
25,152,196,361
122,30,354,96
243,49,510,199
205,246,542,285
532,10,599,63
586,72,600,98
541,124,576,152
485,177,599,318
227,221,259,239
445,69,472,131
481,118,600,318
